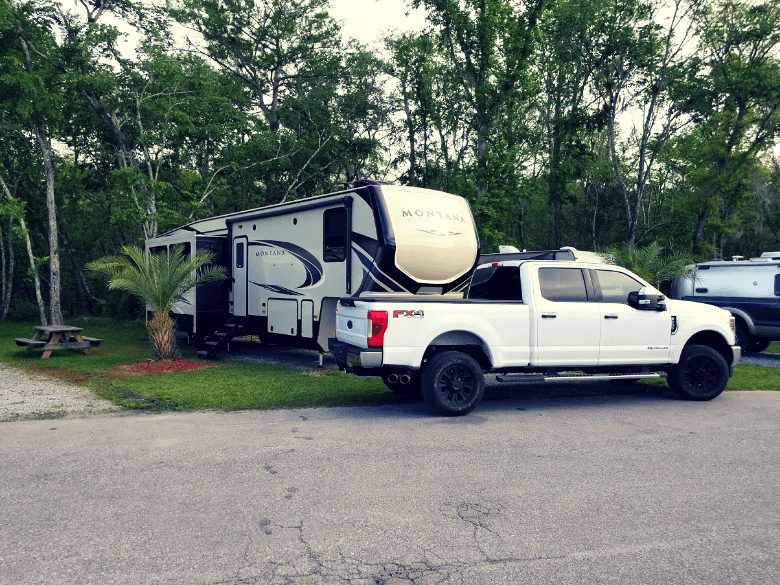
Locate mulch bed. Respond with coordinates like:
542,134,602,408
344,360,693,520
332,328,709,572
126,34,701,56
28,360,219,382
103,360,220,378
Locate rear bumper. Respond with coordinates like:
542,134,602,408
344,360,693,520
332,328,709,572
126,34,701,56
329,339,383,374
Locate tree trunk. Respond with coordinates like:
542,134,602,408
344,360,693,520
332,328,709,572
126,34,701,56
30,121,63,325
692,207,709,257
607,114,635,243
19,36,61,324
402,82,417,185
0,174,46,324
475,118,489,198
62,231,96,316
79,89,158,239
0,216,13,322
22,215,48,326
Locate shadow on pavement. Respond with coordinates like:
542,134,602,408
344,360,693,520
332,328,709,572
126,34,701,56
225,339,680,416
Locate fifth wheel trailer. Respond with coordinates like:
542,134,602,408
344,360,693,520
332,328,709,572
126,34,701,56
144,180,480,357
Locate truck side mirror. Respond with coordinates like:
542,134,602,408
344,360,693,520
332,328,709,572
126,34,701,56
628,287,667,311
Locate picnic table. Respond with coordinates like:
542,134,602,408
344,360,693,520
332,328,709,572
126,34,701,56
15,325,102,359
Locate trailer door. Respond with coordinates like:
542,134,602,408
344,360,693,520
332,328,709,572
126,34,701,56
233,236,248,316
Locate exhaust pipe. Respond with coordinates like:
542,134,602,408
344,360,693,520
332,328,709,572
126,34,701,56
387,373,399,384
399,374,411,385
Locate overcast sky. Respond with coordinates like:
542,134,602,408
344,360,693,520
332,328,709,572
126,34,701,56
327,0,427,46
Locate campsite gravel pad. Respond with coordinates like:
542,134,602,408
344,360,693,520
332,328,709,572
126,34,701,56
0,364,120,421
226,339,337,370
740,352,780,368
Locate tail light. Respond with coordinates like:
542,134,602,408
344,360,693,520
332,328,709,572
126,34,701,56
367,311,388,347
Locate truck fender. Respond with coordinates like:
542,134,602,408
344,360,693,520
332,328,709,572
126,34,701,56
673,330,735,371
426,330,493,370
721,307,755,334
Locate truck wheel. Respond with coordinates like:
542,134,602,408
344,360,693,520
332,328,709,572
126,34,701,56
420,351,485,416
382,373,421,396
735,322,750,352
667,344,729,401
746,338,771,353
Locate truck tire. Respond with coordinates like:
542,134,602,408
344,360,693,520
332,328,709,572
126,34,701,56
667,344,729,401
382,373,421,396
735,322,750,353
420,351,485,416
746,338,771,353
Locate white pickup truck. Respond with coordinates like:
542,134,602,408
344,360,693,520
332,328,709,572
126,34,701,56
329,260,741,416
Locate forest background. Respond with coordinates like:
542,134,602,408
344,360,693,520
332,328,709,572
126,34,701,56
1,0,779,324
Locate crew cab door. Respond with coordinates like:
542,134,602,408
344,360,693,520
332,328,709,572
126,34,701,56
592,268,671,365
534,266,600,366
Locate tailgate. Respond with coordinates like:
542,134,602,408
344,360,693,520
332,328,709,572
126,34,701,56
335,304,370,348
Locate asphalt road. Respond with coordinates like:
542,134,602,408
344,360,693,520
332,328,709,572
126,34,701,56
2,383,779,585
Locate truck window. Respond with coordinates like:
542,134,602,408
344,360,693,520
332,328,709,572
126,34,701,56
323,208,347,262
776,274,780,296
595,269,643,304
468,266,522,301
538,268,588,302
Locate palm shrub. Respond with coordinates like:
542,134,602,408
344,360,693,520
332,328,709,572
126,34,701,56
601,242,693,292
87,245,227,360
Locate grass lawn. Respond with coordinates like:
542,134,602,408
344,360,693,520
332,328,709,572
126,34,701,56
1,319,778,414
0,319,396,412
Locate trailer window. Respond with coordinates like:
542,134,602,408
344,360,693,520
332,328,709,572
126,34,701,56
199,241,226,267
235,242,244,269
775,274,780,296
539,268,588,302
468,266,522,301
323,208,347,262
149,245,167,256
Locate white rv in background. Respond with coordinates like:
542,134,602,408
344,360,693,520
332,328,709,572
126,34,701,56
144,180,481,357
670,253,780,353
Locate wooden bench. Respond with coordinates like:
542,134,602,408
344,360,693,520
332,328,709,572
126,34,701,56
15,338,47,348
15,326,103,358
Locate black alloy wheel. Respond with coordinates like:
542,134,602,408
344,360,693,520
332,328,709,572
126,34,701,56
667,344,729,401
420,351,485,416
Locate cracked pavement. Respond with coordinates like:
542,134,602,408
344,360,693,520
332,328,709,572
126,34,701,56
1,386,779,584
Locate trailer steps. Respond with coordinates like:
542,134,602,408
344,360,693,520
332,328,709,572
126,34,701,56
196,317,247,359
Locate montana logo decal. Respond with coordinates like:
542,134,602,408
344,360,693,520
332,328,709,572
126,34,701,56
401,209,468,223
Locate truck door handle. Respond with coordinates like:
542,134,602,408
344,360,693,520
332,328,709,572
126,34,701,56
604,314,618,319
541,313,556,319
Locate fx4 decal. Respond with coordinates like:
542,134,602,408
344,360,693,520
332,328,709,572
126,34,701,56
393,310,424,318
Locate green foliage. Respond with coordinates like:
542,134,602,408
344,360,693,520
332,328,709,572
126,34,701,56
0,320,398,412
603,241,693,289
109,362,392,411
669,0,780,254
86,245,226,313
3,0,780,321
727,364,780,390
